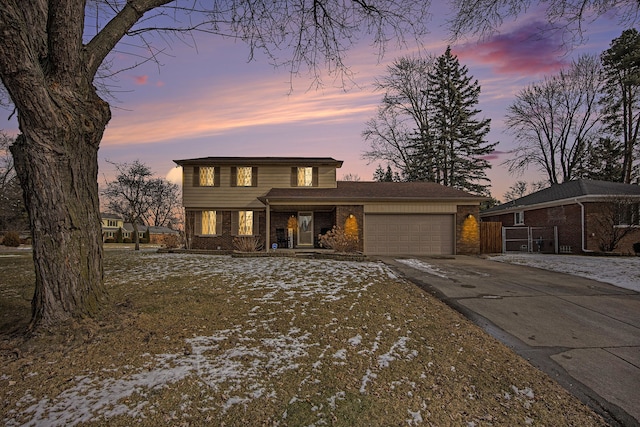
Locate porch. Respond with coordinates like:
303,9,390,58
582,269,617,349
264,204,364,251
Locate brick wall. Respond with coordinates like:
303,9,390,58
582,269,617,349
456,206,480,255
188,210,266,251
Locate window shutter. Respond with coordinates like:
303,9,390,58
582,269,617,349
216,211,223,235
231,211,238,235
312,167,319,187
253,211,259,236
291,167,297,186
193,167,200,187
214,167,221,187
194,211,202,234
231,167,237,187
252,167,258,187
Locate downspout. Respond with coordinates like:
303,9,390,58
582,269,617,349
575,199,595,253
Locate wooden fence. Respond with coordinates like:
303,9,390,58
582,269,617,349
480,222,502,254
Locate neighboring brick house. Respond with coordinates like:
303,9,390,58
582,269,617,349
174,156,485,256
480,179,640,254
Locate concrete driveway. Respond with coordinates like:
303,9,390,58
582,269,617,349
381,256,640,427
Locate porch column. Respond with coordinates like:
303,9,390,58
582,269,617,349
265,199,271,251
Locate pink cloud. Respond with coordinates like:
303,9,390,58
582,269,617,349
454,21,569,76
134,75,149,85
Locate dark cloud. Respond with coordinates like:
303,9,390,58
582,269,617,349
480,150,508,161
454,21,569,75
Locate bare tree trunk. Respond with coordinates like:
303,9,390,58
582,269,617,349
10,91,110,329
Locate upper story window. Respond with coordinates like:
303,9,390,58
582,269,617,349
199,167,215,186
291,167,318,187
193,166,219,187
514,211,525,225
232,167,257,187
106,219,119,227
297,167,313,187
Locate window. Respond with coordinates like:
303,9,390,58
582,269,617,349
297,167,313,187
202,211,217,235
238,211,253,235
199,167,215,186
237,167,253,187
615,202,640,226
291,167,317,187
514,211,524,225
107,219,118,227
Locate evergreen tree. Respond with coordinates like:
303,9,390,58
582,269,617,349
373,164,398,182
425,47,497,195
578,137,626,181
601,29,640,183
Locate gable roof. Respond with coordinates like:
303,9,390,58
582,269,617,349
261,181,485,203
482,179,640,215
173,156,343,167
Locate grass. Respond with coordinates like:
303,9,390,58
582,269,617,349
0,249,606,426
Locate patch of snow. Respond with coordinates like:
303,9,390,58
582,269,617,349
348,334,362,346
491,253,640,292
395,259,448,278
407,409,423,425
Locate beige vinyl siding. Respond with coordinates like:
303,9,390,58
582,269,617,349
182,165,338,208
364,203,460,214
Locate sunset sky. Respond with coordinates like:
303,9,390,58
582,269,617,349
1,4,627,201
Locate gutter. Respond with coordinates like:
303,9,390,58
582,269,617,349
575,199,595,253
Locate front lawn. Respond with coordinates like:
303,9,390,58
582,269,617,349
0,251,604,426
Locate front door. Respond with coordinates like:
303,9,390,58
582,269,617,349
298,212,314,247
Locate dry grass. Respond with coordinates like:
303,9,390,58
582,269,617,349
0,250,605,426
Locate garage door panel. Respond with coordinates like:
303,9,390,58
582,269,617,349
365,214,454,256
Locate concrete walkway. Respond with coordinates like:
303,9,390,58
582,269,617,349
380,256,640,427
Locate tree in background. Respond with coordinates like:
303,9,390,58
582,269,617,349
505,55,603,185
146,178,181,228
424,47,496,195
364,51,496,195
503,181,548,202
577,137,626,181
363,56,435,180
373,165,399,182
601,29,640,184
0,0,431,330
103,161,179,250
0,131,27,233
103,161,155,251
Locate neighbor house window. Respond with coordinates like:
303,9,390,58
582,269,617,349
615,202,640,226
514,211,524,225
199,167,215,186
238,211,253,235
107,219,118,227
201,210,217,235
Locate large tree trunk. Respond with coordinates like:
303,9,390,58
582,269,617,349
10,89,111,329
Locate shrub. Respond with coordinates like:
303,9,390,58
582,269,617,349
104,238,116,244
318,225,359,253
163,234,181,249
2,231,21,247
233,236,264,252
633,242,640,255
123,238,132,243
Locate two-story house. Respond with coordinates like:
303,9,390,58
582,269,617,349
174,156,485,256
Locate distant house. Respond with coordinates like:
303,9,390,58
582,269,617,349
173,156,485,256
480,180,640,254
101,214,179,244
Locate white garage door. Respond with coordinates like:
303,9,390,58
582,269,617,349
364,214,454,256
